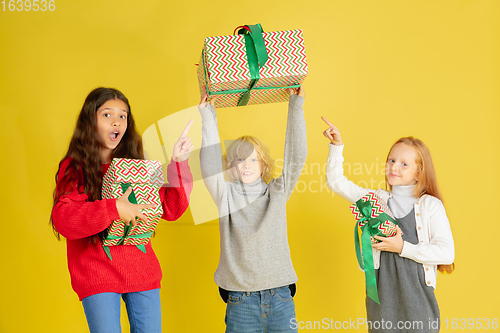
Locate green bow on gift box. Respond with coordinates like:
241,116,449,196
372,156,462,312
354,198,399,304
102,183,153,260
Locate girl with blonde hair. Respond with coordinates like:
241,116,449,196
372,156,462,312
322,117,454,333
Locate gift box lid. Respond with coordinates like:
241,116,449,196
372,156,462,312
105,158,164,186
350,192,395,221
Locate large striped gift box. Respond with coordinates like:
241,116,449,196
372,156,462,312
101,158,164,259
197,24,308,108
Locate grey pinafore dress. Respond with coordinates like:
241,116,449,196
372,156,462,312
366,203,440,333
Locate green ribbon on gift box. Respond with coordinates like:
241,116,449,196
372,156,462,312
102,183,152,260
203,23,302,106
236,24,267,106
353,198,399,305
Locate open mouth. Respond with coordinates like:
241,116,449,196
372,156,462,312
110,131,120,141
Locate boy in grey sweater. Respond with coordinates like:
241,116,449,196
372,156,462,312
199,87,306,333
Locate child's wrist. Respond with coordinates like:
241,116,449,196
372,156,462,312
172,156,189,163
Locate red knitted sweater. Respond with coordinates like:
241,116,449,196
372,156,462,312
52,157,193,300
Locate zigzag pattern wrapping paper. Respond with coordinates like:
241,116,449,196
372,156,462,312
350,193,398,243
197,29,308,108
101,158,164,247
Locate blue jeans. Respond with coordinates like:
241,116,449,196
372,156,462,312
82,289,161,333
225,286,297,333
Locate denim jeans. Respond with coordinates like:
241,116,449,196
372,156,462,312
82,288,161,333
225,286,297,333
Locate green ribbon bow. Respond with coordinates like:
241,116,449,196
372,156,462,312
236,24,267,106
353,199,399,304
203,23,301,106
102,183,151,260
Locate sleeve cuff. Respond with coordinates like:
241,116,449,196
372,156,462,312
172,157,190,168
105,198,120,221
289,94,305,109
328,142,344,159
166,158,191,187
400,241,419,259
198,104,215,119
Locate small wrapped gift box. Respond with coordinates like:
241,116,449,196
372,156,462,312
101,158,164,260
197,23,308,108
350,192,399,304
350,193,398,242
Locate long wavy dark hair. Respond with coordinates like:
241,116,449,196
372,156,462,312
50,87,144,241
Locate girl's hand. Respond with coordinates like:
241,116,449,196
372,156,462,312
198,92,218,109
172,119,195,162
116,187,157,226
372,226,404,254
321,117,343,145
287,86,305,98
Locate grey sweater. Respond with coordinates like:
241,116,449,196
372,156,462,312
199,95,307,292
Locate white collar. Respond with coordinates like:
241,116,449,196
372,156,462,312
392,185,417,197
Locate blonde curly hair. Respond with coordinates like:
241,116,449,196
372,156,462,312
224,136,275,183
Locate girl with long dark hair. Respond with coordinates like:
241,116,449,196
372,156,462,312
51,87,193,332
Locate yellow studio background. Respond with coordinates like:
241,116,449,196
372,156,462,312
1,0,498,332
